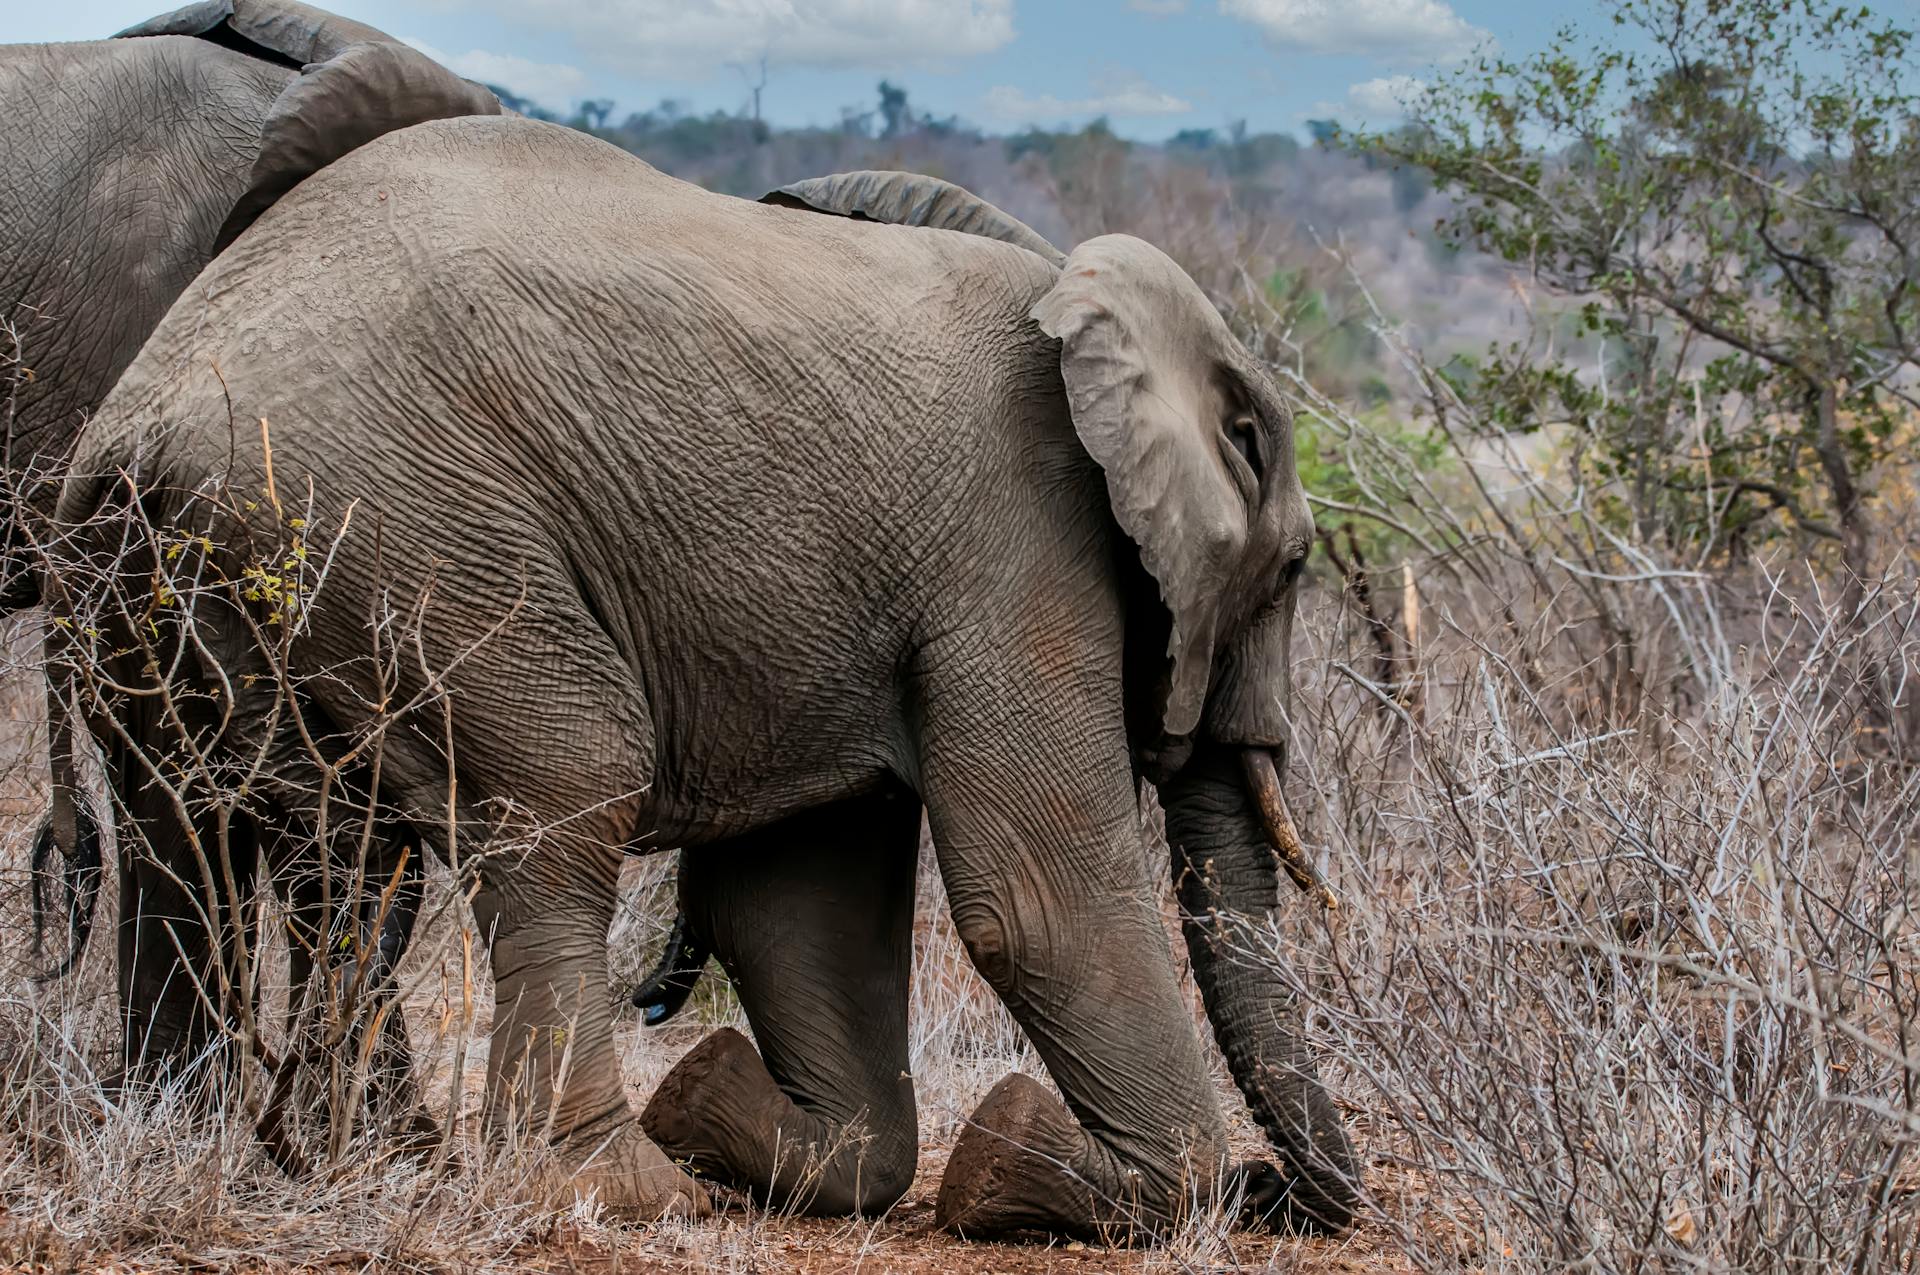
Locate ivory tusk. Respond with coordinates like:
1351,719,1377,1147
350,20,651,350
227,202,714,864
1241,748,1339,910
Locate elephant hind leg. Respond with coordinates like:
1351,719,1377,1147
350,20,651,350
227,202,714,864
114,797,263,1083
471,823,708,1219
642,786,921,1217
269,536,701,1214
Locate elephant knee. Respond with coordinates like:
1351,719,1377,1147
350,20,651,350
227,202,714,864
950,899,1018,995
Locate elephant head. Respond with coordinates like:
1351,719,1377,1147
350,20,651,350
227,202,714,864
1032,233,1308,760
638,172,1358,1231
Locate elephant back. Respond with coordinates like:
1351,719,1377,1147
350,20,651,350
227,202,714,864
762,171,1065,267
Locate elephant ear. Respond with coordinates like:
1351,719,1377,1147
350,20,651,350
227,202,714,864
1032,234,1249,740
762,171,1065,266
115,0,392,66
211,41,501,252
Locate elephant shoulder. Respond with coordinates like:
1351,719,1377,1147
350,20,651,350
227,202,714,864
0,36,285,242
29,33,294,130
0,31,286,109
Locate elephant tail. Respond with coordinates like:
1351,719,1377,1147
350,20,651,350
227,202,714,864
29,783,103,982
631,902,711,1026
15,606,104,983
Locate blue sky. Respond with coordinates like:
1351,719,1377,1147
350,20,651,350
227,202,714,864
16,1,1912,140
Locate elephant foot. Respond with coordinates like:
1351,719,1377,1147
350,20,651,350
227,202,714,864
934,1073,1111,1241
642,1027,913,1217
551,1118,712,1220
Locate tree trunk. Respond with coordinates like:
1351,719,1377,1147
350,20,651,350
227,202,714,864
1811,377,1870,602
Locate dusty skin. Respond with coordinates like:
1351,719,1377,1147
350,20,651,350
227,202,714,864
43,112,1351,1238
11,6,1915,1268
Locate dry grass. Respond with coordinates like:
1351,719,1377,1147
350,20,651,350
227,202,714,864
0,788,1404,1275
1281,569,1920,1271
0,255,1914,1273
4,525,1912,1272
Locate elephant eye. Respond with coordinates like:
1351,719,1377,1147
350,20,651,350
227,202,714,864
1227,415,1263,481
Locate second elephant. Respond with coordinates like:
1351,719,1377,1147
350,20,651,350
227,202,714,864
1,0,499,603
2,0,500,997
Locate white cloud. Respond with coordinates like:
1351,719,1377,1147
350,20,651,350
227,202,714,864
1305,74,1428,123
1344,74,1427,117
983,74,1194,123
402,37,590,109
1221,0,1488,62
1130,0,1190,14
458,0,1015,80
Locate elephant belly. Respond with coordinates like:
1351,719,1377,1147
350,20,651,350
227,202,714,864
639,652,911,848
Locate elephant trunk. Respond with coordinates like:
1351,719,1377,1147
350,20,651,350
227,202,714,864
1161,744,1358,1232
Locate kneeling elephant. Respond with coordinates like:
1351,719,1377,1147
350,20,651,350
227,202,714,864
48,124,1358,1239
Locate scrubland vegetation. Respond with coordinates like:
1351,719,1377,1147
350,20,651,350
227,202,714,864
2,0,1915,1269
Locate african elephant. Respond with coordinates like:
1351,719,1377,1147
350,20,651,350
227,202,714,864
630,171,1361,1229
0,0,497,1011
47,117,1358,1238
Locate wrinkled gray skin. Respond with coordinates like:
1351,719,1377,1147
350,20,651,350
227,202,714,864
0,0,497,603
638,171,1360,1232
54,122,1355,1238
0,0,498,1121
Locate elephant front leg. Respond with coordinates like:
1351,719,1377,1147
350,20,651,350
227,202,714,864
915,674,1230,1240
478,840,709,1219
